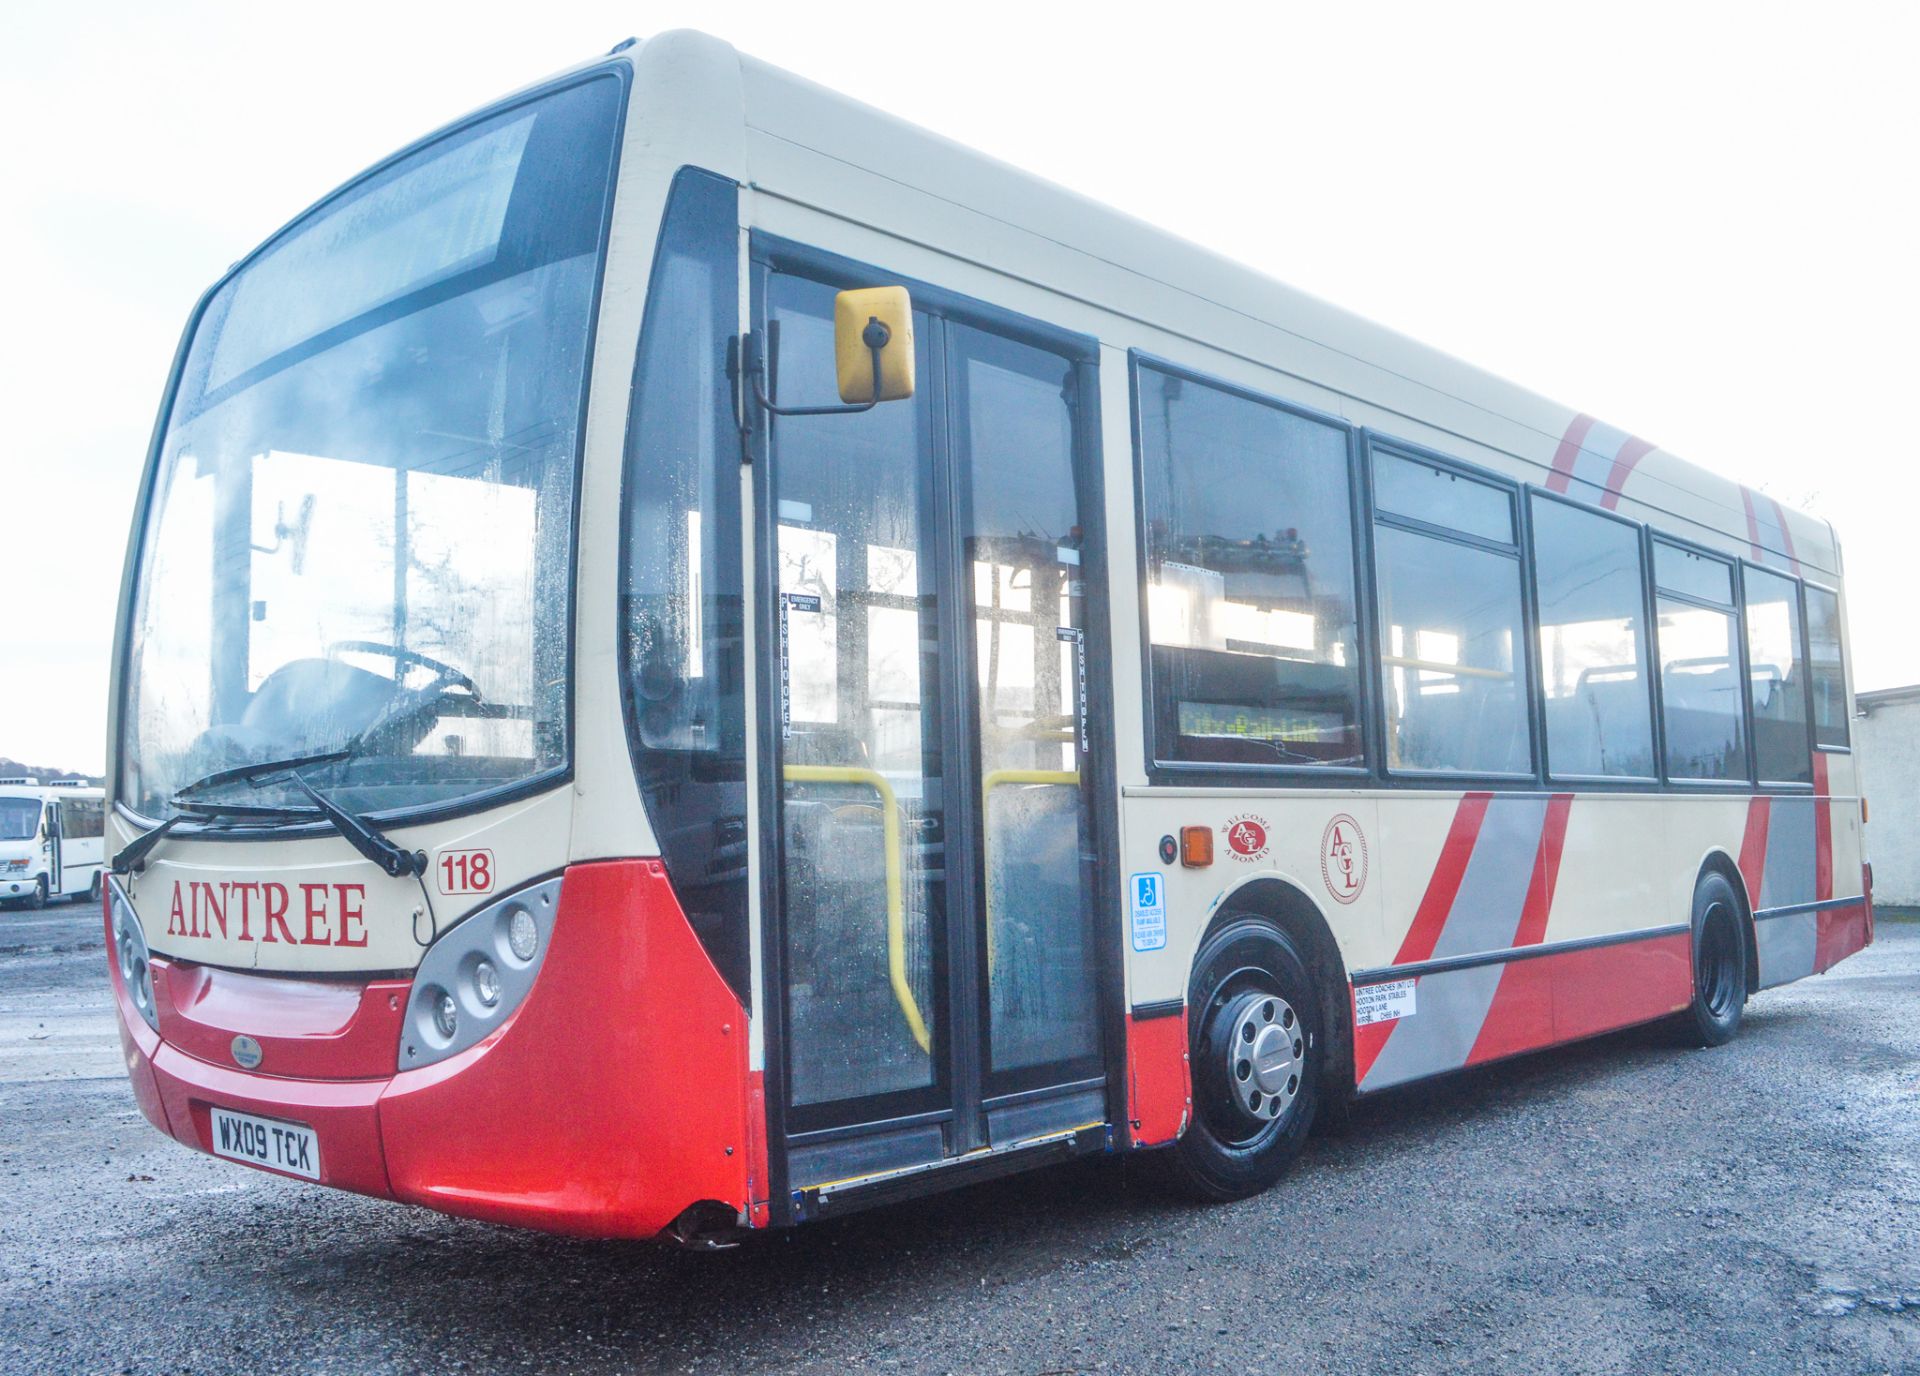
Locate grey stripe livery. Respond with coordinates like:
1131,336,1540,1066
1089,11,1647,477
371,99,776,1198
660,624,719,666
1754,798,1820,989
1358,798,1549,1094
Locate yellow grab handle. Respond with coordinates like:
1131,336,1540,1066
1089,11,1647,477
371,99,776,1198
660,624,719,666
782,764,927,1054
982,770,1083,790
979,769,1080,972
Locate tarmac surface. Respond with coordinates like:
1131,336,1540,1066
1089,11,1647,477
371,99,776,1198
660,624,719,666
2,896,1916,1375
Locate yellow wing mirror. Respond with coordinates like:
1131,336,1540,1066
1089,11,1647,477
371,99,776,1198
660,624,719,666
833,286,914,404
739,285,915,421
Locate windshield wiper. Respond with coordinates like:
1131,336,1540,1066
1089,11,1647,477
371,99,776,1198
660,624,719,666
119,683,457,879
112,814,186,875
288,774,427,879
112,749,358,875
173,748,354,801
110,794,318,875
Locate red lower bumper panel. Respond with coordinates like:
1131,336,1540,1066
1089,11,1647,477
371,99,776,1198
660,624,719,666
113,860,757,1239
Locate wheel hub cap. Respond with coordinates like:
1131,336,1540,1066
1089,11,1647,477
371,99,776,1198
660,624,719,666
1224,992,1303,1121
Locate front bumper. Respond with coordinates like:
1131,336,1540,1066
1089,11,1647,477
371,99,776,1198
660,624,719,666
107,860,762,1237
3,868,46,897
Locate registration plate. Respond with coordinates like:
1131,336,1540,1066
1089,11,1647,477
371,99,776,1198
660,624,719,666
209,1106,321,1180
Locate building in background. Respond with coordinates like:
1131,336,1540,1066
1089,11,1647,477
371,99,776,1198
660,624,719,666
1856,684,1920,908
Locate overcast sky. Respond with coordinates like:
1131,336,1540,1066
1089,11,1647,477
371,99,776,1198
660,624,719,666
3,1,1915,773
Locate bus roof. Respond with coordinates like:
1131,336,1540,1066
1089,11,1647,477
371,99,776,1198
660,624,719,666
607,30,1834,580
273,30,1834,580
0,783,102,800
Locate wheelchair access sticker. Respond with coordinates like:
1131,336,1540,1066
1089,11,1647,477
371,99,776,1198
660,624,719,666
1129,872,1167,952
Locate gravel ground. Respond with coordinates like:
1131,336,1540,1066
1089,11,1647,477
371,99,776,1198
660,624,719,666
2,899,1916,1375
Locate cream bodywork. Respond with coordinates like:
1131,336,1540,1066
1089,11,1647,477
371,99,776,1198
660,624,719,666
122,788,571,974
107,30,1863,1029
1118,781,1865,1010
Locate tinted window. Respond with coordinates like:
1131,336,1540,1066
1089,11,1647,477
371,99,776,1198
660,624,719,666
1373,452,1514,544
1744,568,1811,782
1531,498,1654,777
1374,459,1529,775
57,799,104,839
1654,546,1746,780
619,168,749,1001
1138,367,1363,768
1655,542,1733,604
1805,584,1850,747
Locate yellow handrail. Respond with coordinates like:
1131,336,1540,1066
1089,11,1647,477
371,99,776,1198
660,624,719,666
980,769,1080,971
782,764,928,1053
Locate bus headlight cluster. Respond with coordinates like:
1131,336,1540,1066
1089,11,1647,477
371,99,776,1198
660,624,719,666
109,881,159,1033
400,876,560,1071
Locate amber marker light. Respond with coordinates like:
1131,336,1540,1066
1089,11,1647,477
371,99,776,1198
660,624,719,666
1180,825,1214,867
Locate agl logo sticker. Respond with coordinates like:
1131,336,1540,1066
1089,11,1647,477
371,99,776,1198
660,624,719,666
1320,813,1368,904
1224,814,1270,863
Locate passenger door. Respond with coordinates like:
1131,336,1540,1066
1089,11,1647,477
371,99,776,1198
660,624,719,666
755,250,1108,1193
46,803,61,895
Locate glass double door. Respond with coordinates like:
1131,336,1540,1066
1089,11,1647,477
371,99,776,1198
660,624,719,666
763,264,1105,1165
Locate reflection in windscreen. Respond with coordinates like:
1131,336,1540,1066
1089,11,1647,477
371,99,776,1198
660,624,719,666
1137,365,1365,768
247,453,538,763
121,78,621,818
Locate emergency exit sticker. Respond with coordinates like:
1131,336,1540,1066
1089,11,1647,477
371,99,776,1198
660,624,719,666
1354,978,1417,1027
1128,872,1167,952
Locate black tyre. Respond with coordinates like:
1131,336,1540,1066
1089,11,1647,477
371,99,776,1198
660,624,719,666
86,872,103,905
1677,871,1748,1047
1166,917,1323,1201
24,877,47,911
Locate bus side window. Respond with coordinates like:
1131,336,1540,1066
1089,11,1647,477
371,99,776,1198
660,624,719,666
1653,542,1747,781
1372,452,1530,777
1530,496,1655,780
1743,567,1811,783
1804,584,1849,749
1136,364,1365,770
61,800,104,840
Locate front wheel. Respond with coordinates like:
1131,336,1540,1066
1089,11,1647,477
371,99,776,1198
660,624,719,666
1165,918,1323,1201
23,877,47,911
1677,871,1748,1047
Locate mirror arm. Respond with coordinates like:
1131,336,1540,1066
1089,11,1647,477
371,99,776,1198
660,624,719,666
737,320,885,420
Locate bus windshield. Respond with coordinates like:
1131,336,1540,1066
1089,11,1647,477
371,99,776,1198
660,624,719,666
0,799,40,842
120,77,621,820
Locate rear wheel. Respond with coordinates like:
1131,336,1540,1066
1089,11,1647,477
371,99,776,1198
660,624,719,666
86,871,103,904
1677,871,1747,1047
1166,917,1323,1201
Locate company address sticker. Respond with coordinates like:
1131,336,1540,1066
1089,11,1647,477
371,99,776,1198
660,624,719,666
1354,977,1417,1027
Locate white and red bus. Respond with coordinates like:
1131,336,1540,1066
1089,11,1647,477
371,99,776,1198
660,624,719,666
104,31,1871,1240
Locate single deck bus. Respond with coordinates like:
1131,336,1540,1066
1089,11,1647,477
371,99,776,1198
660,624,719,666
2,779,105,910
105,31,1872,1240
